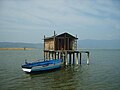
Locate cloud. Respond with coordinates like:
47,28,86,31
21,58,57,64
0,0,120,42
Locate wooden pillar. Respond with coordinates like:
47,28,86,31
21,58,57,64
73,53,75,64
49,52,50,60
45,52,47,60
57,52,59,59
87,52,90,65
52,52,54,59
49,52,52,60
46,52,48,59
80,53,81,64
43,51,45,60
60,52,62,59
76,53,78,64
55,52,56,59
46,52,48,60
63,52,65,63
44,52,46,61
53,52,55,59
69,53,71,64
65,51,68,65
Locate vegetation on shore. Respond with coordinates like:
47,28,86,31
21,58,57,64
0,48,34,50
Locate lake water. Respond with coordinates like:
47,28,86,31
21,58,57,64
0,49,120,90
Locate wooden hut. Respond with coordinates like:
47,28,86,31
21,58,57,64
43,31,90,65
44,31,78,51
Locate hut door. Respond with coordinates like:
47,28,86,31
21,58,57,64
59,39,64,50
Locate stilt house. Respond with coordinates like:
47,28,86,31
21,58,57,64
44,31,78,51
43,31,90,65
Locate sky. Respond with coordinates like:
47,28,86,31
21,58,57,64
0,0,120,43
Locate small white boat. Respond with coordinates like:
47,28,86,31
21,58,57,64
21,59,62,73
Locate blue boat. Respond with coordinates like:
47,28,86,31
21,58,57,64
21,59,62,73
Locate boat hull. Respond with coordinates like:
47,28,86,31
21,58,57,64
22,59,62,73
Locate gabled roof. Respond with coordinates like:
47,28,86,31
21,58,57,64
56,32,78,39
44,32,78,40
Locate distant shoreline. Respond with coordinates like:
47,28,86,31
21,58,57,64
0,48,34,50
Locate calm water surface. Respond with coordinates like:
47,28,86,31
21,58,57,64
0,49,120,90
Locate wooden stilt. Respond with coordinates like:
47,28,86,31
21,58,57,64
44,52,45,61
65,51,68,65
73,53,75,64
64,52,65,62
69,53,71,64
44,50,90,65
60,52,62,59
76,53,78,64
55,52,56,59
46,52,48,59
48,52,50,60
52,52,53,59
80,53,81,64
87,52,90,65
58,52,59,59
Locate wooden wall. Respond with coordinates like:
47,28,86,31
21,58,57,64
44,39,54,50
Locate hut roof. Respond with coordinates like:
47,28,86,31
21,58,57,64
44,32,78,40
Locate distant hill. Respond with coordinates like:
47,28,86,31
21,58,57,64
0,42,43,49
0,39,120,49
78,39,120,49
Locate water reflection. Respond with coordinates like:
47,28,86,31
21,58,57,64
26,65,82,90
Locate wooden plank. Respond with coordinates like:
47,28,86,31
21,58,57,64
64,34,66,50
67,38,69,50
